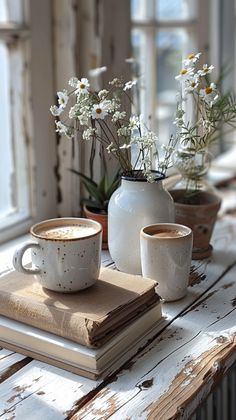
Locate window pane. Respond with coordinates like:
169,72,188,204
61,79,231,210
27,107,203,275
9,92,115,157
156,0,197,20
155,29,191,144
0,39,31,226
131,29,142,112
0,41,13,218
131,0,155,20
156,29,188,95
0,0,24,23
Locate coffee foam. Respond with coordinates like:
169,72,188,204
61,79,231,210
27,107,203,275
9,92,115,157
37,224,97,240
151,229,186,239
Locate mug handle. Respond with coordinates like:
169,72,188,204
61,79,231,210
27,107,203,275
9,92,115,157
13,242,41,275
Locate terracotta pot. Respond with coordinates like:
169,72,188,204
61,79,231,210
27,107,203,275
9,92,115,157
83,205,108,250
170,189,221,260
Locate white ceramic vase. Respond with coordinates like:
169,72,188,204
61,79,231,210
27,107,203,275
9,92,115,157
108,174,175,274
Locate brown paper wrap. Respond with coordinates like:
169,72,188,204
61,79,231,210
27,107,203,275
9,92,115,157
0,267,159,348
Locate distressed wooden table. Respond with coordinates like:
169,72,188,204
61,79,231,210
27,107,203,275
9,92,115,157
1,211,236,419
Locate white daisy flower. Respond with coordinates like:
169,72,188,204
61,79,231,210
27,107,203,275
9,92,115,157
183,53,201,68
57,90,69,108
199,83,219,107
91,101,110,119
198,64,214,76
124,80,137,91
74,78,90,95
184,74,200,93
175,68,194,82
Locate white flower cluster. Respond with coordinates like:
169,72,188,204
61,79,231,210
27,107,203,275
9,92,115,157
50,73,172,178
175,53,219,108
173,52,223,156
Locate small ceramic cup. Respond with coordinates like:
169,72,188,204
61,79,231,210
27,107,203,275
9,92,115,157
13,217,102,293
140,223,193,301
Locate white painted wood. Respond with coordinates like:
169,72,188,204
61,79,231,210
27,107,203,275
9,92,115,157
29,0,57,223
0,216,236,418
0,234,30,276
0,0,33,243
0,351,26,374
0,349,15,360
100,0,131,179
0,360,101,419
74,227,236,419
52,0,79,217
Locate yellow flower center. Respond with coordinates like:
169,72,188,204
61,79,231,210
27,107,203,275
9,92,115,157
205,87,213,94
80,84,85,89
187,54,194,60
203,67,208,73
191,82,196,87
180,69,188,75
96,108,102,114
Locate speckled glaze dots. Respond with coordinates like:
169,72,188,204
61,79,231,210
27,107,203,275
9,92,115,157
13,217,102,293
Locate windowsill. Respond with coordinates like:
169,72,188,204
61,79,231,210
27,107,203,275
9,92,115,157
0,233,30,276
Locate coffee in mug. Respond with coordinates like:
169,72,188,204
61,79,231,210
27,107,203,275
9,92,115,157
13,218,102,292
140,223,193,301
151,229,186,239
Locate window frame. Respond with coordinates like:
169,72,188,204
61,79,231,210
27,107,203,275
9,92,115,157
0,0,57,244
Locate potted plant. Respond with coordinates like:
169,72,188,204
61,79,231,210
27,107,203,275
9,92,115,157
171,53,236,259
70,168,120,249
50,73,177,273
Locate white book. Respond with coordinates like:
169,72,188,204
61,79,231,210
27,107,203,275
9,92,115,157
0,303,163,380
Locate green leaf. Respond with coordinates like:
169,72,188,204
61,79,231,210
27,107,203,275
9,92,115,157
81,180,105,204
69,167,120,211
98,174,107,197
69,169,98,188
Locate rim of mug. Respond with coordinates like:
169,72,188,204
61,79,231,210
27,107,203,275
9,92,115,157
140,223,192,240
30,217,102,241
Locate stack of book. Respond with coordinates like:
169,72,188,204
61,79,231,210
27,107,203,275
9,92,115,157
0,267,163,379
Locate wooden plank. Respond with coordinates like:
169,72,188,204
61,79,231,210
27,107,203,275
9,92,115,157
71,230,236,419
29,0,58,222
52,0,79,217
0,360,102,419
0,350,26,375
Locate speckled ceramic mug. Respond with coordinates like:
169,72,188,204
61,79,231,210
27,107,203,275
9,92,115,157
140,223,193,301
13,217,102,293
